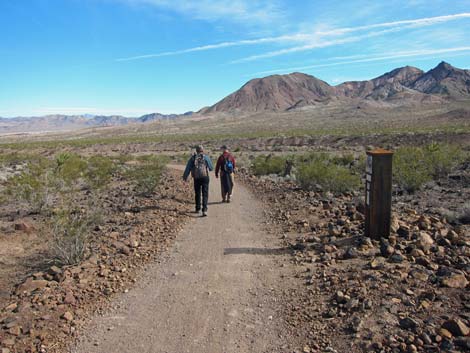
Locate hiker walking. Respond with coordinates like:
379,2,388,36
215,145,236,203
183,145,214,217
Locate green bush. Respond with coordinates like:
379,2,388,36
331,153,355,167
251,155,287,176
424,142,463,179
54,153,88,187
6,157,55,213
393,143,463,193
393,146,431,193
85,155,117,189
50,206,95,265
126,156,167,196
297,159,360,193
295,152,329,165
0,152,41,166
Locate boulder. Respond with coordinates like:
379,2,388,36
380,241,395,257
442,319,470,337
16,278,48,295
62,311,74,322
399,317,419,331
416,232,434,252
442,274,468,288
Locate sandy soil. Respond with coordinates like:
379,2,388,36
72,171,295,353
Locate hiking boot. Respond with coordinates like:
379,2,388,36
202,211,207,217
194,209,201,214
227,198,231,203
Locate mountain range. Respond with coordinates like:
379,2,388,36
201,61,470,113
0,112,192,134
1,62,469,134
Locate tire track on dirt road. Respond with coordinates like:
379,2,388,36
72,170,295,353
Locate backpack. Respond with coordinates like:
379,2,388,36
192,154,208,179
223,155,234,174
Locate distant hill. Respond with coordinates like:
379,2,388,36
200,72,334,113
410,62,470,98
201,62,470,113
0,112,193,134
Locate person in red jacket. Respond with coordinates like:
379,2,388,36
215,145,236,203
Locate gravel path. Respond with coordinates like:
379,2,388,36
72,171,291,353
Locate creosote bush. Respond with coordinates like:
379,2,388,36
297,154,360,193
6,157,55,214
424,142,464,178
393,143,464,193
85,155,118,189
251,152,361,194
126,155,168,196
54,153,88,188
2,152,169,265
50,206,94,265
393,147,431,193
251,155,288,176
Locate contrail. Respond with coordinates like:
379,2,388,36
251,46,470,76
115,12,470,62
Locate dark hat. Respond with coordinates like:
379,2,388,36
220,145,228,150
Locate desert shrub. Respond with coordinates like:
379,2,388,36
393,147,431,193
54,153,88,187
297,159,360,193
0,152,41,166
85,155,117,189
6,157,55,213
173,153,191,164
251,155,287,176
439,208,458,224
331,153,355,167
393,143,463,193
424,142,464,178
115,154,134,166
49,206,95,265
295,152,329,165
126,156,167,196
351,155,366,175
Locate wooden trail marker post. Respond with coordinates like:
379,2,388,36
365,149,394,239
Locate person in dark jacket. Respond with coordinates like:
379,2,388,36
215,145,236,203
183,145,214,217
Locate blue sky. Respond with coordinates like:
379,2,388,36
1,0,469,117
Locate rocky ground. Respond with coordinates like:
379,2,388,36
0,169,192,353
1,140,469,353
240,166,470,353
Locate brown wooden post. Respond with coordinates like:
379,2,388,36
365,148,393,239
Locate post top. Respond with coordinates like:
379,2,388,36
366,148,394,156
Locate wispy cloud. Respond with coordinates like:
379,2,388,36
116,34,310,62
121,0,282,24
233,13,470,62
316,12,470,36
116,12,470,62
231,27,409,63
250,46,470,76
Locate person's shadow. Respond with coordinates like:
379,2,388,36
223,247,292,256
207,201,225,205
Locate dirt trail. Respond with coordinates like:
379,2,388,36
72,170,292,353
